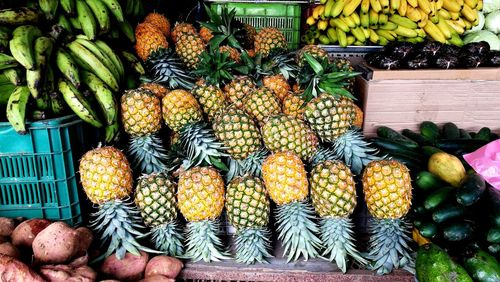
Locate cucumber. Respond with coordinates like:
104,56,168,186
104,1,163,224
371,137,419,153
488,227,500,244
432,205,464,223
420,222,438,238
424,186,454,210
491,133,499,141
489,244,500,256
456,172,486,206
475,127,492,141
413,205,427,216
416,243,473,282
402,128,431,145
422,146,444,158
464,248,500,282
443,222,473,242
414,219,423,228
460,129,472,139
420,121,440,143
442,122,460,139
416,171,444,191
377,126,419,149
436,139,489,153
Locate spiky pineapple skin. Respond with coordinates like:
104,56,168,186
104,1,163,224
226,176,270,230
192,84,226,120
121,89,162,136
219,45,240,63
331,58,355,93
296,45,329,67
310,160,357,218
262,151,308,205
162,89,203,132
254,28,287,58
79,147,133,204
171,22,196,43
177,167,225,222
282,92,306,120
140,83,169,99
135,173,177,227
262,114,318,160
135,22,168,61
362,160,412,219
199,26,214,43
175,32,205,69
242,87,281,126
212,106,261,160
353,104,363,128
223,76,256,109
144,13,171,37
262,74,290,101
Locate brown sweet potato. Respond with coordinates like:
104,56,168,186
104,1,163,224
39,264,96,282
145,256,183,279
0,254,45,282
138,275,175,282
0,217,16,237
75,227,93,255
100,251,149,281
11,218,51,248
0,242,20,259
32,222,80,264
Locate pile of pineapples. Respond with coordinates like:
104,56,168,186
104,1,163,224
77,6,415,275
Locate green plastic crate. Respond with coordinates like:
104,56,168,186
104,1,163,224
0,115,86,226
209,1,303,49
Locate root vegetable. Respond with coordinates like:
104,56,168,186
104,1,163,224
32,222,80,264
145,256,183,279
0,217,16,237
0,235,8,243
40,264,97,282
75,227,93,255
0,254,45,282
138,275,175,282
0,242,20,259
11,219,51,248
100,251,149,281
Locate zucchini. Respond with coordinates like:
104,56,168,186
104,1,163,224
371,137,419,154
420,222,438,238
420,121,440,143
460,129,472,139
416,171,444,191
456,172,486,206
402,128,431,145
424,186,454,210
464,248,500,282
413,206,427,216
377,126,419,149
443,222,473,242
475,127,492,141
432,205,464,223
436,139,489,153
422,146,443,158
488,227,500,244
442,122,460,139
489,244,500,256
416,244,473,282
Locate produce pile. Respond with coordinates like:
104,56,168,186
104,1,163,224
304,0,484,46
463,0,500,50
369,122,500,281
0,0,146,142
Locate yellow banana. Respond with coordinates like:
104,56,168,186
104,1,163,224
379,13,389,24
347,35,356,45
379,36,389,45
446,19,465,33
390,14,418,28
423,21,446,42
343,0,363,16
362,27,370,37
436,0,444,9
407,0,418,6
369,29,380,43
332,18,351,32
390,0,400,11
430,14,440,23
360,12,370,27
398,0,408,15
430,0,437,15
361,0,370,13
337,28,348,47
436,20,453,38
455,17,466,28
380,0,390,9
330,0,347,18
327,28,338,42
370,0,383,12
350,12,361,25
324,0,335,17
464,0,477,8
369,9,379,25
320,0,328,4
417,0,432,14
476,0,482,10
318,5,325,17
418,11,429,27
351,27,366,41
312,5,323,19
463,18,472,29
438,9,451,19
449,11,460,19
442,0,461,12
416,28,426,37
376,29,396,40
380,22,398,29
340,15,356,28
394,25,418,37
318,20,329,30
460,4,477,22
456,0,464,6
406,6,422,21
306,16,316,25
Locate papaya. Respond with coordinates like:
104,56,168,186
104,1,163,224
416,243,473,282
428,152,467,187
413,228,432,246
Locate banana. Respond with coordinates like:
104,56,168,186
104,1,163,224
360,12,370,27
430,0,437,15
0,82,16,105
406,36,425,43
329,0,345,18
369,28,380,43
370,0,383,12
39,0,58,20
318,34,330,44
104,120,120,143
324,0,335,17
60,0,76,15
81,70,117,125
0,8,41,25
455,17,466,28
394,25,418,37
416,28,426,37
6,86,31,134
9,25,42,71
448,31,464,46
346,35,356,45
476,0,482,10
361,0,370,13
351,26,366,42
361,26,370,37
379,13,389,24
121,51,145,75
69,16,82,29
3,68,22,85
50,91,67,115
423,21,446,42
436,19,453,38
449,11,460,20
446,19,465,33
312,5,322,19
436,0,444,9
417,0,432,14
306,16,316,26
340,16,356,28
343,0,363,16
57,14,73,33
376,29,396,40
430,14,440,23
460,4,477,22
336,28,348,47
390,0,400,11
58,78,103,127
369,10,379,25
67,41,119,91
44,63,55,93
318,20,329,30
438,9,451,19
379,36,389,45
85,0,111,34
27,37,53,99
55,48,81,89
417,8,429,27
350,12,361,26
380,22,398,29
76,0,97,40
74,36,120,83
332,18,351,32
100,0,124,22
118,19,135,43
95,39,125,80
389,14,418,29
407,0,418,6
456,0,464,6
406,6,422,22
34,91,49,110
326,27,338,42
442,0,461,12
463,18,472,29
379,0,390,9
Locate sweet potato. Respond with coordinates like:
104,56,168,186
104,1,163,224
75,227,93,255
0,242,20,259
0,254,45,282
138,275,175,282
0,217,16,237
145,256,183,279
0,235,8,243
100,251,149,281
11,218,51,248
32,222,81,264
39,264,96,282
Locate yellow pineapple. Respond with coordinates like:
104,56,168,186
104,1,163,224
223,76,256,108
135,22,168,61
140,83,169,99
199,26,213,43
296,45,329,67
175,32,205,69
162,89,203,132
254,28,287,57
219,45,240,63
171,22,197,43
282,91,305,120
144,13,171,38
192,83,226,120
242,87,281,126
262,74,290,101
353,104,364,128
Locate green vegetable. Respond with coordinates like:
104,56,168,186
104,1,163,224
432,205,465,223
485,10,500,35
443,222,473,242
464,248,500,282
424,186,454,210
416,243,473,282
456,172,486,206
416,171,444,191
442,123,460,139
483,0,500,14
377,126,419,149
420,121,440,143
420,222,438,238
488,227,500,244
463,30,500,51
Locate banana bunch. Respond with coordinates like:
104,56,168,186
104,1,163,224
305,0,483,46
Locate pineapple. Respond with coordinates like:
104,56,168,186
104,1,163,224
199,5,244,50
362,160,414,275
223,76,256,109
353,104,363,128
332,130,381,174
162,89,203,132
192,83,226,120
296,45,329,67
177,167,229,262
135,22,168,61
175,32,205,69
80,146,152,259
262,74,290,101
261,114,318,160
140,83,169,99
144,48,195,89
254,28,287,58
310,160,367,273
331,58,356,93
262,151,321,261
226,176,272,264
239,23,257,50
219,45,240,63
121,88,167,174
135,173,183,256
226,147,270,182
282,91,305,120
242,87,281,126
171,22,196,43
199,26,213,43
144,13,171,38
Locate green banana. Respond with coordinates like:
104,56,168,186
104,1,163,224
118,19,135,43
0,27,11,40
44,64,55,93
60,0,76,15
75,36,120,83
31,110,47,120
9,25,42,70
125,0,135,16
100,0,124,22
50,91,67,115
76,0,98,40
58,78,103,127
6,86,31,134
27,36,53,98
0,39,8,53
95,39,124,80
56,14,73,33
121,51,145,75
55,48,81,88
34,91,49,110
85,0,111,34
39,0,59,20
389,14,418,29
81,70,117,125
0,54,19,71
67,41,119,91
104,120,120,143
3,68,22,85
0,82,17,105
69,16,82,29
0,8,41,25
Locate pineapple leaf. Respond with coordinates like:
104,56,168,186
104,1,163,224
304,53,324,75
318,85,356,100
151,223,184,257
235,228,273,264
183,220,230,262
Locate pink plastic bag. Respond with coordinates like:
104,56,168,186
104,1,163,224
463,139,500,190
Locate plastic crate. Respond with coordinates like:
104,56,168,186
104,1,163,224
0,115,87,226
209,1,304,49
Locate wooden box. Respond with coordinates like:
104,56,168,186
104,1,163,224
357,65,500,137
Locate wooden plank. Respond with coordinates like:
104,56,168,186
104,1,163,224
365,66,500,81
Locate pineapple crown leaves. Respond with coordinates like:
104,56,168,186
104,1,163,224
164,142,190,175
200,4,243,50
299,53,360,103
319,218,368,273
239,49,298,82
235,228,273,264
150,222,185,257
225,147,269,182
308,146,338,170
275,200,322,262
143,48,195,89
183,220,231,262
128,134,168,174
367,218,415,275
193,47,247,87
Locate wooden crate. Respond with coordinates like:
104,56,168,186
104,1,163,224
357,65,500,137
